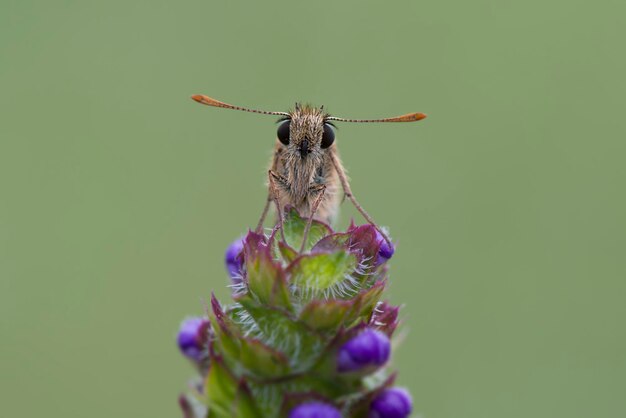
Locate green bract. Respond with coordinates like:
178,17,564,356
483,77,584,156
179,209,401,418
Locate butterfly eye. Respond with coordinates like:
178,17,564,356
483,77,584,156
321,123,335,149
277,120,290,145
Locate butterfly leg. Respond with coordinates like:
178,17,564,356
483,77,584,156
255,195,272,234
330,152,393,248
268,170,289,243
299,184,327,253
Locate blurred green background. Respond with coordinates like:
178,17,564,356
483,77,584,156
1,1,625,417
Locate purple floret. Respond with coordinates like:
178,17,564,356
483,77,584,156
337,329,391,372
289,401,342,418
375,229,395,265
224,236,245,280
177,317,210,361
369,387,412,418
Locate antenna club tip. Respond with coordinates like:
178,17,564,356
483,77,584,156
191,94,204,103
415,113,427,121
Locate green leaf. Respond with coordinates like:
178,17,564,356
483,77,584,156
210,316,241,360
299,299,352,333
245,246,293,312
206,359,237,417
282,207,331,252
343,281,386,326
210,295,241,360
237,296,323,369
233,381,263,418
278,240,298,263
310,232,351,253
206,360,263,418
289,250,358,297
239,337,290,378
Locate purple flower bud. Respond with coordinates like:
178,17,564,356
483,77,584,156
177,317,210,361
369,387,412,418
375,230,395,265
225,236,245,280
289,401,342,418
337,329,391,372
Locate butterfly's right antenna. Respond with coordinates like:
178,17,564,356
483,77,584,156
326,112,427,123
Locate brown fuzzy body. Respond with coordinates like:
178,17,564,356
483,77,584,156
264,105,344,225
269,141,342,225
